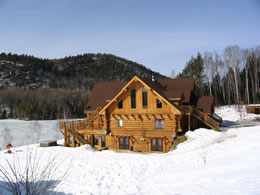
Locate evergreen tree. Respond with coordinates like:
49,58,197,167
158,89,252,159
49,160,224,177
177,53,205,95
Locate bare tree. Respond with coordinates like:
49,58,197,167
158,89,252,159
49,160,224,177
170,69,176,79
203,52,214,96
242,48,251,104
0,146,71,194
224,46,241,104
213,52,224,105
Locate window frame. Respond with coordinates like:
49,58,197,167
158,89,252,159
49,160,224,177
118,100,123,109
155,119,164,129
93,135,99,145
151,138,163,151
131,88,136,109
118,118,123,127
142,87,148,108
156,99,162,108
119,137,129,150
101,136,106,148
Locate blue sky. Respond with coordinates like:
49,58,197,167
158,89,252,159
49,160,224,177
0,0,259,76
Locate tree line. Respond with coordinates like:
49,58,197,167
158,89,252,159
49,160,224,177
177,45,260,105
0,88,89,120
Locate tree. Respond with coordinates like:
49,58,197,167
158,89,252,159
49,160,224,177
224,46,241,104
178,53,205,95
203,52,214,96
170,69,176,78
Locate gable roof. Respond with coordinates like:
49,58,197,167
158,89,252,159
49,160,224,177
196,96,214,113
85,76,196,112
85,81,127,112
157,78,195,103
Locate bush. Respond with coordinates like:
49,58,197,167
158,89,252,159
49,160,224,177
0,147,71,194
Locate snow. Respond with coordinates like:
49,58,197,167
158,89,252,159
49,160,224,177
215,105,259,122
0,106,260,194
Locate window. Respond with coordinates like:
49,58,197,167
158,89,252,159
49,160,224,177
69,136,73,144
118,118,123,127
156,99,162,108
142,87,148,108
151,138,163,151
155,119,164,129
131,88,136,108
118,100,123,109
93,136,99,145
119,137,129,149
101,136,106,148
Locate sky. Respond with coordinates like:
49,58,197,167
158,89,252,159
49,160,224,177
0,0,260,76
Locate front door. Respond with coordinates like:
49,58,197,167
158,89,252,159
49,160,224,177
119,137,129,150
151,138,163,151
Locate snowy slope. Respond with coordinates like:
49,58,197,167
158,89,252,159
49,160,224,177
0,106,260,194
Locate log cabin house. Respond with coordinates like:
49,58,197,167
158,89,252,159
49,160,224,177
60,76,221,153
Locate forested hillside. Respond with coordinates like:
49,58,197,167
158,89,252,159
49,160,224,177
0,53,164,119
0,53,163,89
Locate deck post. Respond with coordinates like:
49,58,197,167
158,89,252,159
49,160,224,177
64,123,67,147
188,114,191,130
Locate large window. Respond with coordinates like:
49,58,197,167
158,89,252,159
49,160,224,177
119,137,129,149
151,138,163,151
118,100,123,109
142,87,148,108
155,119,164,129
118,118,123,127
93,136,99,145
156,99,162,108
131,88,136,109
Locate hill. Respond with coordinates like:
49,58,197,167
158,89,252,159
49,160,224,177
0,53,164,89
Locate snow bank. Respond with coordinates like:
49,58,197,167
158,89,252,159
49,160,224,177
215,105,259,122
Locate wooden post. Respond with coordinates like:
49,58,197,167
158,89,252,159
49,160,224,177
188,114,191,130
64,123,67,147
163,137,166,153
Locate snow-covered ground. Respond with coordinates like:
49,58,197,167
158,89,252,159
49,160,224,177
0,106,260,194
215,105,259,122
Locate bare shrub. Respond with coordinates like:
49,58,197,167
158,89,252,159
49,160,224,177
0,146,71,194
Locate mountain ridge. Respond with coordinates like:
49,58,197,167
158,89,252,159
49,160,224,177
0,52,165,89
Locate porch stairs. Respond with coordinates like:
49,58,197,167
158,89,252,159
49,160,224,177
191,108,221,131
60,122,88,146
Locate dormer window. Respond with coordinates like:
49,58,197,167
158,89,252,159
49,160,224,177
131,88,136,109
142,87,148,108
118,100,123,109
156,99,162,108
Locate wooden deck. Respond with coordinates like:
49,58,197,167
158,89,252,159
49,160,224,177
60,121,104,146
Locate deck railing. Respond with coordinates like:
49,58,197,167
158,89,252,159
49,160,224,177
60,120,104,133
192,108,219,131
